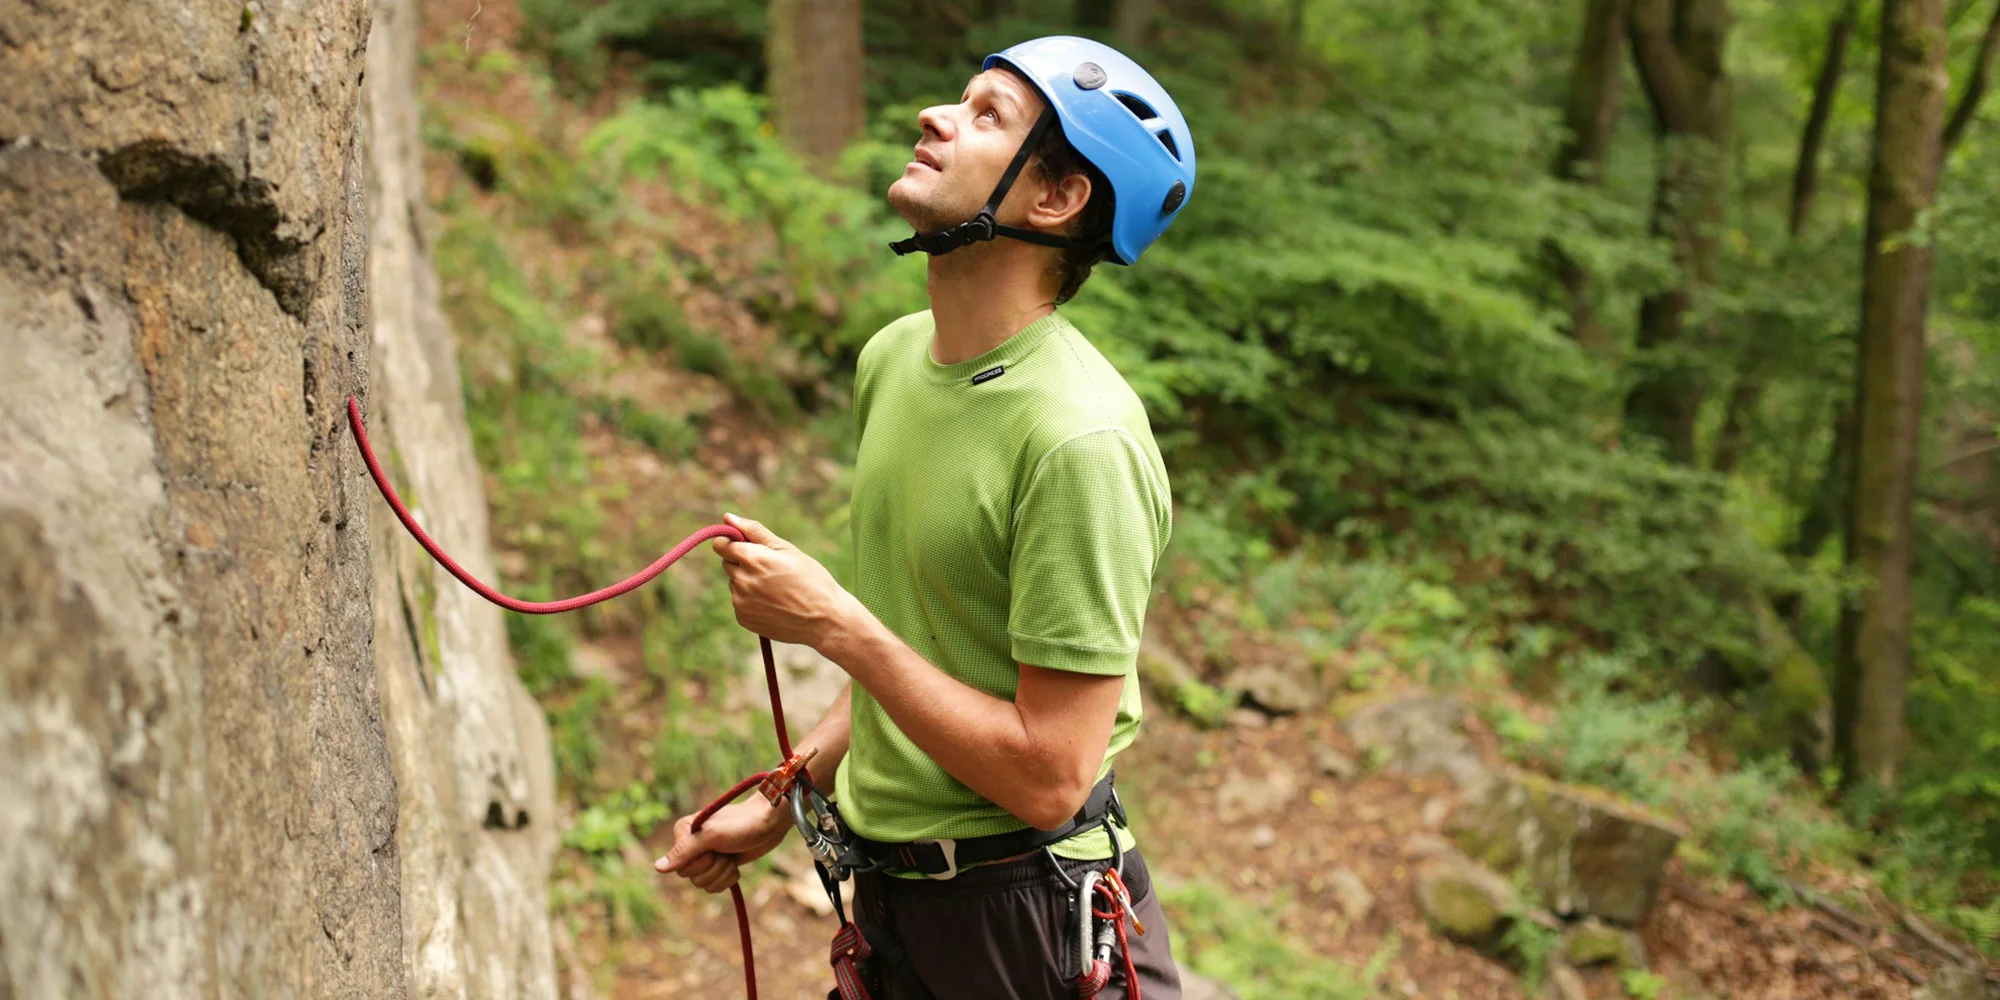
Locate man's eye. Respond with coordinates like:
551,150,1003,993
983,109,999,122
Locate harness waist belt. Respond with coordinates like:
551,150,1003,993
853,774,1123,879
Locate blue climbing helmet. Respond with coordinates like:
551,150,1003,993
889,35,1197,266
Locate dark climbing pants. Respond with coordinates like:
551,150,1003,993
851,847,1182,1000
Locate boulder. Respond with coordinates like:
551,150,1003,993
1542,964,1589,1000
1562,917,1647,970
1179,968,1241,1000
1312,744,1360,780
1340,692,1489,790
1139,621,1231,729
1224,663,1318,716
1916,967,2000,1000
1224,707,1270,730
1327,868,1376,923
1214,768,1299,823
1414,854,1518,942
1451,768,1683,925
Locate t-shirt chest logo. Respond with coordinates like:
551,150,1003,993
970,364,1006,385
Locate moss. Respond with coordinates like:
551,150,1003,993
1174,680,1234,729
418,569,443,677
1562,919,1645,970
1428,877,1506,939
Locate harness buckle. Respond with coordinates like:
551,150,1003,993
899,838,959,880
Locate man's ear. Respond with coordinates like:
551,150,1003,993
1024,170,1092,234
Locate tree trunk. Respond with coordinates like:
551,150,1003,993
1552,0,1630,351
1836,0,1950,796
0,0,405,996
1942,0,2000,155
767,0,866,165
1623,0,1733,464
1115,0,1160,47
1792,0,1860,236
1077,0,1115,28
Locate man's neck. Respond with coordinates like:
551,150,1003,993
924,242,1061,366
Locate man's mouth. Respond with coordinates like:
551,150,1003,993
911,147,942,171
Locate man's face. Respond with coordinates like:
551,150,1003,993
887,67,1048,234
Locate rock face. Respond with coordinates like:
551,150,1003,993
0,1,403,997
1451,768,1684,925
362,0,559,997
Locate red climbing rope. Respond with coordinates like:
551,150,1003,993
347,395,805,1000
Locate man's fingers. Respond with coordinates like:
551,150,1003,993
658,817,706,874
724,512,783,548
676,852,719,880
691,857,740,893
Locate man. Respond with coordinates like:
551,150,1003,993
657,35,1197,998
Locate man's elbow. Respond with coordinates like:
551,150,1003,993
1020,772,1097,832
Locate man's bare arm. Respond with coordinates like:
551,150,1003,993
818,610,1122,831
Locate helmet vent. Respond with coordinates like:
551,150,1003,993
1154,128,1180,161
1114,92,1159,121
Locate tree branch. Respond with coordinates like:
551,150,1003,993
1943,0,2000,155
1792,0,1860,236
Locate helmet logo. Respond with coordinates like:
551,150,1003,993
1074,62,1108,90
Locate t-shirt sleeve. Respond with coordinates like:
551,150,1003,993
1008,428,1171,676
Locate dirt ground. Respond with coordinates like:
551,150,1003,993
415,3,1984,997
565,701,1946,1000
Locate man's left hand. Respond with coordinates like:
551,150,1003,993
712,512,857,649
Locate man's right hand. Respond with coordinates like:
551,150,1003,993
655,797,792,894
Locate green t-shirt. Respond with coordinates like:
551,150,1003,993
834,308,1172,867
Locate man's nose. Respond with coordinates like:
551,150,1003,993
916,104,954,142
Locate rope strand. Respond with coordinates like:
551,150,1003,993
349,395,781,998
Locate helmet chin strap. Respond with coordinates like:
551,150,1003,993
890,106,1104,258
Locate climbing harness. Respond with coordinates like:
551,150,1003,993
346,395,1147,999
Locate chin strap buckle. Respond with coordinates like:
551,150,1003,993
889,213,997,256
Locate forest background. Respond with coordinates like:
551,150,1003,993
413,0,2000,993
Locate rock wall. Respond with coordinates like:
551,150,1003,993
362,0,560,996
0,1,404,998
